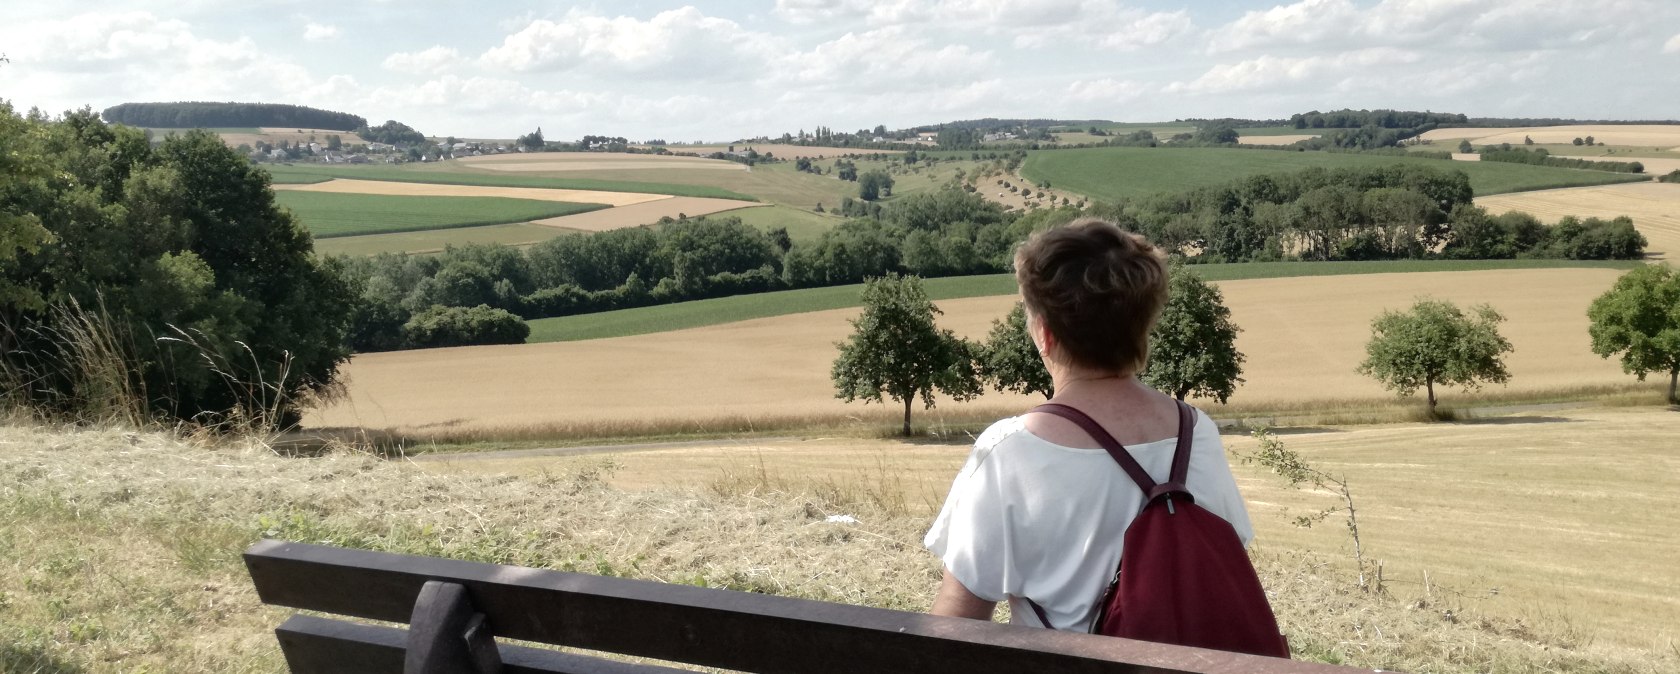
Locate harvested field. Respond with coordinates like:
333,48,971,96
1476,182,1680,260
458,152,746,172
1576,155,1680,175
661,144,899,159
1238,134,1319,145
309,268,1633,433
532,198,765,232
423,405,1680,655
273,178,667,207
1419,125,1680,147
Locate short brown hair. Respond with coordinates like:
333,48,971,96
1013,218,1169,375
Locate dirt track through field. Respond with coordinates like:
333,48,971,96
272,178,669,207
1476,182,1680,260
532,199,766,232
308,268,1633,433
458,152,746,172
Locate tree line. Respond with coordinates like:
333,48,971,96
337,163,1646,351
1475,146,1644,173
1289,109,1468,129
101,102,366,131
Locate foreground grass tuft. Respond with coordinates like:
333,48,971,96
1,422,1672,672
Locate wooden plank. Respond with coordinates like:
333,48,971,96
276,615,696,674
249,540,1373,674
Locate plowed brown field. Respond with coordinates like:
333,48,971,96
308,268,1632,433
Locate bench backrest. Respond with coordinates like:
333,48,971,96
245,539,1374,674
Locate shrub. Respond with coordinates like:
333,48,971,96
402,305,529,349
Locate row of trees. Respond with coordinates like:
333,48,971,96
1289,109,1468,129
833,263,1680,436
1475,146,1644,173
356,120,427,146
833,267,1246,435
101,102,366,131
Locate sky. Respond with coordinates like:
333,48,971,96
2,0,1678,142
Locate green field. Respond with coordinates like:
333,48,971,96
262,163,758,201
1022,147,1651,202
724,204,843,242
313,222,574,256
525,259,1639,343
275,192,605,238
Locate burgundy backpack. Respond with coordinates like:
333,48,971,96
1024,400,1290,658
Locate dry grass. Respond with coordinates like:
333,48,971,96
1419,125,1680,147
7,412,1675,672
1476,182,1680,260
273,178,669,207
459,153,747,172
426,405,1680,659
531,198,766,232
307,268,1637,435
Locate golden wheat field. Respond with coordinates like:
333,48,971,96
272,177,668,206
661,144,901,159
308,268,1634,434
1419,125,1680,147
1476,182,1680,259
533,198,765,232
458,152,747,172
422,405,1680,653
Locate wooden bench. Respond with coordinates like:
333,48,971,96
245,539,1376,674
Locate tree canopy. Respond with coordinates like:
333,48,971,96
831,274,980,435
1356,299,1513,414
102,102,365,130
1588,264,1680,404
1142,264,1246,402
980,303,1053,399
0,105,355,427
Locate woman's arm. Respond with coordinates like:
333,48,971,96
930,567,998,620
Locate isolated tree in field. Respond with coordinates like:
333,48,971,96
1587,264,1680,404
980,303,1054,399
1357,299,1512,416
858,170,895,201
831,274,981,435
1457,139,1473,154
518,127,545,150
1142,265,1246,402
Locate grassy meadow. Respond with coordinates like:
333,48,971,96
273,191,604,238
525,259,1638,343
1022,147,1652,203
312,222,573,256
5,406,1676,673
262,163,758,201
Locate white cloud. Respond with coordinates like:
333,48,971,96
1664,32,1680,53
1207,0,1654,54
1167,47,1421,93
478,7,778,80
1065,78,1147,103
1,11,260,68
383,46,462,74
773,27,994,90
302,22,338,42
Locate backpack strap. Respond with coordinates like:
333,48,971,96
1029,400,1199,504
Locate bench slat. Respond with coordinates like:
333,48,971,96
276,615,696,674
248,540,1368,674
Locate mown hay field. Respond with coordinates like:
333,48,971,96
262,163,757,201
7,421,1673,672
530,198,765,233
1020,147,1649,203
272,191,606,238
1418,125,1680,147
1476,182,1680,260
309,268,1635,434
424,405,1680,655
273,177,669,206
458,152,746,172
